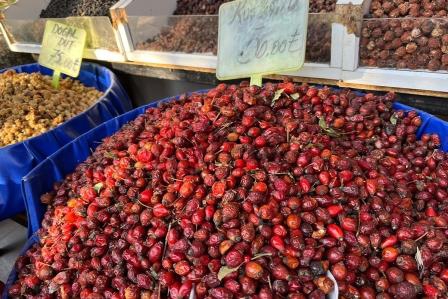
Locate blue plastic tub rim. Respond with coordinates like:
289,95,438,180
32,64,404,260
0,61,132,221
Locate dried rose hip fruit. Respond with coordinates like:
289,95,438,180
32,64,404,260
9,81,448,299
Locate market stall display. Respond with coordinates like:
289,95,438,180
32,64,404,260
135,16,218,55
172,0,337,15
115,0,336,75
134,14,332,63
0,0,126,61
367,0,447,18
360,0,448,71
6,82,448,298
0,62,132,221
40,0,120,18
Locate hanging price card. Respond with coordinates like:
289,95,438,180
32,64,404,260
217,0,309,85
0,0,16,10
39,20,87,88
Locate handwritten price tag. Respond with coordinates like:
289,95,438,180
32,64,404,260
39,21,86,88
0,0,17,10
217,0,309,84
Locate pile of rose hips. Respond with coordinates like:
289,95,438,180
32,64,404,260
8,81,448,299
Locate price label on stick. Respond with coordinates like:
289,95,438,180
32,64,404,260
39,21,86,89
0,0,17,10
217,0,309,86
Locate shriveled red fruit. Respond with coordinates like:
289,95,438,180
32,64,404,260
340,217,357,232
139,189,153,204
271,263,291,280
212,181,226,198
219,240,234,255
440,268,448,282
331,262,348,281
222,202,239,221
382,247,399,263
153,203,169,218
179,182,194,198
396,255,418,272
313,276,334,294
245,261,264,280
286,214,301,229
174,260,191,276
10,82,448,299
225,250,243,268
270,235,285,252
327,224,344,240
209,287,233,299
423,283,439,298
253,182,268,193
137,274,153,289
385,267,404,284
381,235,397,249
327,205,343,216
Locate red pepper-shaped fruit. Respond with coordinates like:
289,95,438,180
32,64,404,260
327,224,344,240
153,203,170,218
327,205,343,217
270,235,285,252
139,189,153,204
381,235,398,249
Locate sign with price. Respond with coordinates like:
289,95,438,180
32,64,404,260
39,21,86,88
0,0,17,10
217,0,309,85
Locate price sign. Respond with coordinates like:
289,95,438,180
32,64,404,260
39,21,86,88
0,0,16,10
217,0,309,85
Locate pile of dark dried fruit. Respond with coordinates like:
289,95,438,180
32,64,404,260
40,0,119,18
368,0,447,18
173,0,336,14
137,17,331,61
360,18,448,71
9,81,448,298
138,0,335,56
362,0,448,70
136,17,218,55
306,18,332,63
310,0,337,13
174,0,230,15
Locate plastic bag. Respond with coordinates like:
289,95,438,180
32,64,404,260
0,62,132,220
394,102,448,151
